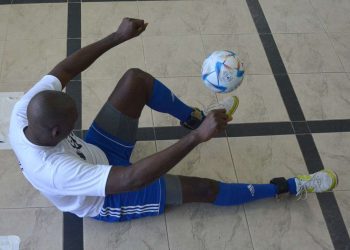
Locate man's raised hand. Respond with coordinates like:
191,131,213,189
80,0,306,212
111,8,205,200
114,17,148,43
193,109,229,143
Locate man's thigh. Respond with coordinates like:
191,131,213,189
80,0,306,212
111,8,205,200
94,101,138,144
93,178,166,222
85,101,139,165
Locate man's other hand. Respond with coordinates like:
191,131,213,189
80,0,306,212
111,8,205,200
193,109,229,143
114,17,148,43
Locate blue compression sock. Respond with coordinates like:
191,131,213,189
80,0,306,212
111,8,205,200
147,79,193,122
213,183,278,206
287,178,297,195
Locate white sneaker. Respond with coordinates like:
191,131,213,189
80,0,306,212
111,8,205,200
295,169,338,200
204,96,239,120
181,96,239,130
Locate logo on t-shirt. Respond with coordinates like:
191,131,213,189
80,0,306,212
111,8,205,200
67,133,86,160
18,161,23,171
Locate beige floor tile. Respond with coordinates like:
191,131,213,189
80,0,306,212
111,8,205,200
143,35,205,77
157,138,237,182
81,37,145,80
138,1,200,36
202,34,272,75
82,2,139,38
0,80,34,92
7,3,67,40
0,40,5,80
193,0,256,35
84,215,168,250
152,76,217,127
159,136,252,249
0,207,62,250
130,141,156,163
1,39,66,83
259,0,324,33
291,73,350,120
334,191,350,234
0,5,10,41
82,78,153,129
310,0,350,33
274,33,343,73
218,74,289,123
228,135,307,184
165,204,253,250
46,39,67,73
0,150,52,208
329,33,350,72
313,132,350,191
0,92,23,149
244,196,333,250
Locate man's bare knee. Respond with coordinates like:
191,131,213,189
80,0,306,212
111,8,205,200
124,68,152,81
119,68,154,97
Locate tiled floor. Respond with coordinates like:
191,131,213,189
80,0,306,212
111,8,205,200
0,0,350,250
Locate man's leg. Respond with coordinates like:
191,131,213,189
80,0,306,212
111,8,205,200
107,68,194,122
165,175,280,205
165,169,338,206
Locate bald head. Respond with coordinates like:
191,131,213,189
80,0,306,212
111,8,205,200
26,90,78,146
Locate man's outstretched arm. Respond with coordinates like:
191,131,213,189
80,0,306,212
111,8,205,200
105,110,229,194
49,18,148,89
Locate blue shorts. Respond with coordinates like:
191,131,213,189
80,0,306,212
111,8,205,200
84,104,165,222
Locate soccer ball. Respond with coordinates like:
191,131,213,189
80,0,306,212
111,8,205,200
201,50,244,93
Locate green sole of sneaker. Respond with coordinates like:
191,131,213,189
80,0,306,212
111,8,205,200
227,96,239,120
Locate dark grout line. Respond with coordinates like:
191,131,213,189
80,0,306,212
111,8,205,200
0,0,11,4
120,122,293,141
63,212,84,250
0,0,190,3
246,0,350,249
291,121,310,135
67,80,82,129
273,74,306,122
317,192,350,249
64,2,84,250
308,119,350,133
67,2,81,39
78,119,350,142
12,0,66,3
297,134,350,249
226,122,294,137
82,0,134,1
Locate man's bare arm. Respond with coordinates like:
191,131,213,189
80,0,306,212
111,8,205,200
49,18,148,89
105,110,229,194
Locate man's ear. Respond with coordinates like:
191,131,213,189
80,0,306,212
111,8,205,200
51,126,60,138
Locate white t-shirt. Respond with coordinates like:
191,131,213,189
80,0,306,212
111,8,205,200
8,75,112,217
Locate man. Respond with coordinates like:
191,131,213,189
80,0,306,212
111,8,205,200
9,18,338,222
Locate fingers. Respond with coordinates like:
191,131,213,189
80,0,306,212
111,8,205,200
126,17,146,29
137,23,148,35
125,17,148,35
204,110,228,133
209,109,230,122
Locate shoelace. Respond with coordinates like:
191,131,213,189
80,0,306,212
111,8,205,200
296,185,308,200
296,174,319,200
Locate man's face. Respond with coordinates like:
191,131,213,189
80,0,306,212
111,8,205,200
55,105,79,142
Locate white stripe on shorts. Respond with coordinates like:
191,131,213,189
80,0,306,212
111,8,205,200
100,204,160,218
